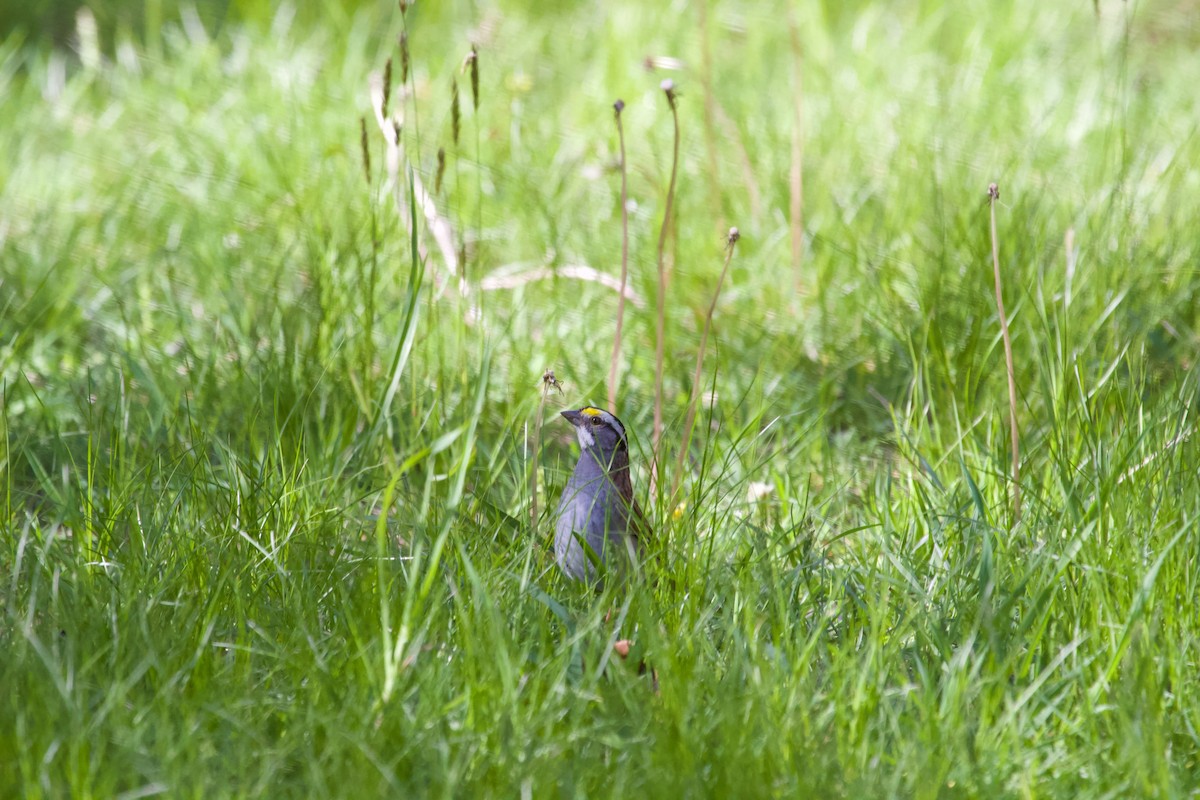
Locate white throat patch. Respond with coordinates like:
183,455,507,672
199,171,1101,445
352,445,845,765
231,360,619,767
575,425,595,448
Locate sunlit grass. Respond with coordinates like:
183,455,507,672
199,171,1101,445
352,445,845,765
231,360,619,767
3,0,1200,795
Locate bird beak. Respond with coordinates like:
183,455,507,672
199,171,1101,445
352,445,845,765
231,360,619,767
560,409,583,425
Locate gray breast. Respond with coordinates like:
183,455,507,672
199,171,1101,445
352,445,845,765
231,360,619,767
553,454,633,582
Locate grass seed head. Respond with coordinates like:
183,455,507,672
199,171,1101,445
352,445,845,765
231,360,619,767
451,77,461,145
382,57,393,118
661,78,678,109
436,147,446,194
541,369,563,395
465,45,479,111
399,32,410,84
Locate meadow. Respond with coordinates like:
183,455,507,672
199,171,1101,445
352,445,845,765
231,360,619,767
3,0,1200,796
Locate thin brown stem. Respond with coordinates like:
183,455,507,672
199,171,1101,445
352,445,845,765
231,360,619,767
652,81,681,497
672,228,740,504
607,100,629,413
531,369,563,533
988,182,1020,522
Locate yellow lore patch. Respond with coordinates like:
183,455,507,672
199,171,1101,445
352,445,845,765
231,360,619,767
580,407,603,417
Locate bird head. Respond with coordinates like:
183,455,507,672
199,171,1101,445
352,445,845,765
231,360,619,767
561,406,628,458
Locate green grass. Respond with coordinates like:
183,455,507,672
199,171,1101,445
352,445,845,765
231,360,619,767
3,0,1200,796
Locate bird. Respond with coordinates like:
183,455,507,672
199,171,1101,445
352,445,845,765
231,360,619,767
553,406,647,583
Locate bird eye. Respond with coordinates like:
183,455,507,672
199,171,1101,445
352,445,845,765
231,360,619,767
591,416,603,426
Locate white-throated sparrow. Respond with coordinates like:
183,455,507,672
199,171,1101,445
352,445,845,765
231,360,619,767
553,407,647,582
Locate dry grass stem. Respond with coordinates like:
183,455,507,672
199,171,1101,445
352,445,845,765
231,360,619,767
652,80,681,496
369,70,458,280
480,264,645,308
1117,425,1196,485
607,99,630,413
988,182,1020,521
672,228,740,503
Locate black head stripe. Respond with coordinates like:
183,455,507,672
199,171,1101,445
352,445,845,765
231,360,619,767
580,407,627,443
606,411,627,444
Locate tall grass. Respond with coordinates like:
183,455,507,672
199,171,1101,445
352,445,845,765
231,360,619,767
2,0,1200,796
